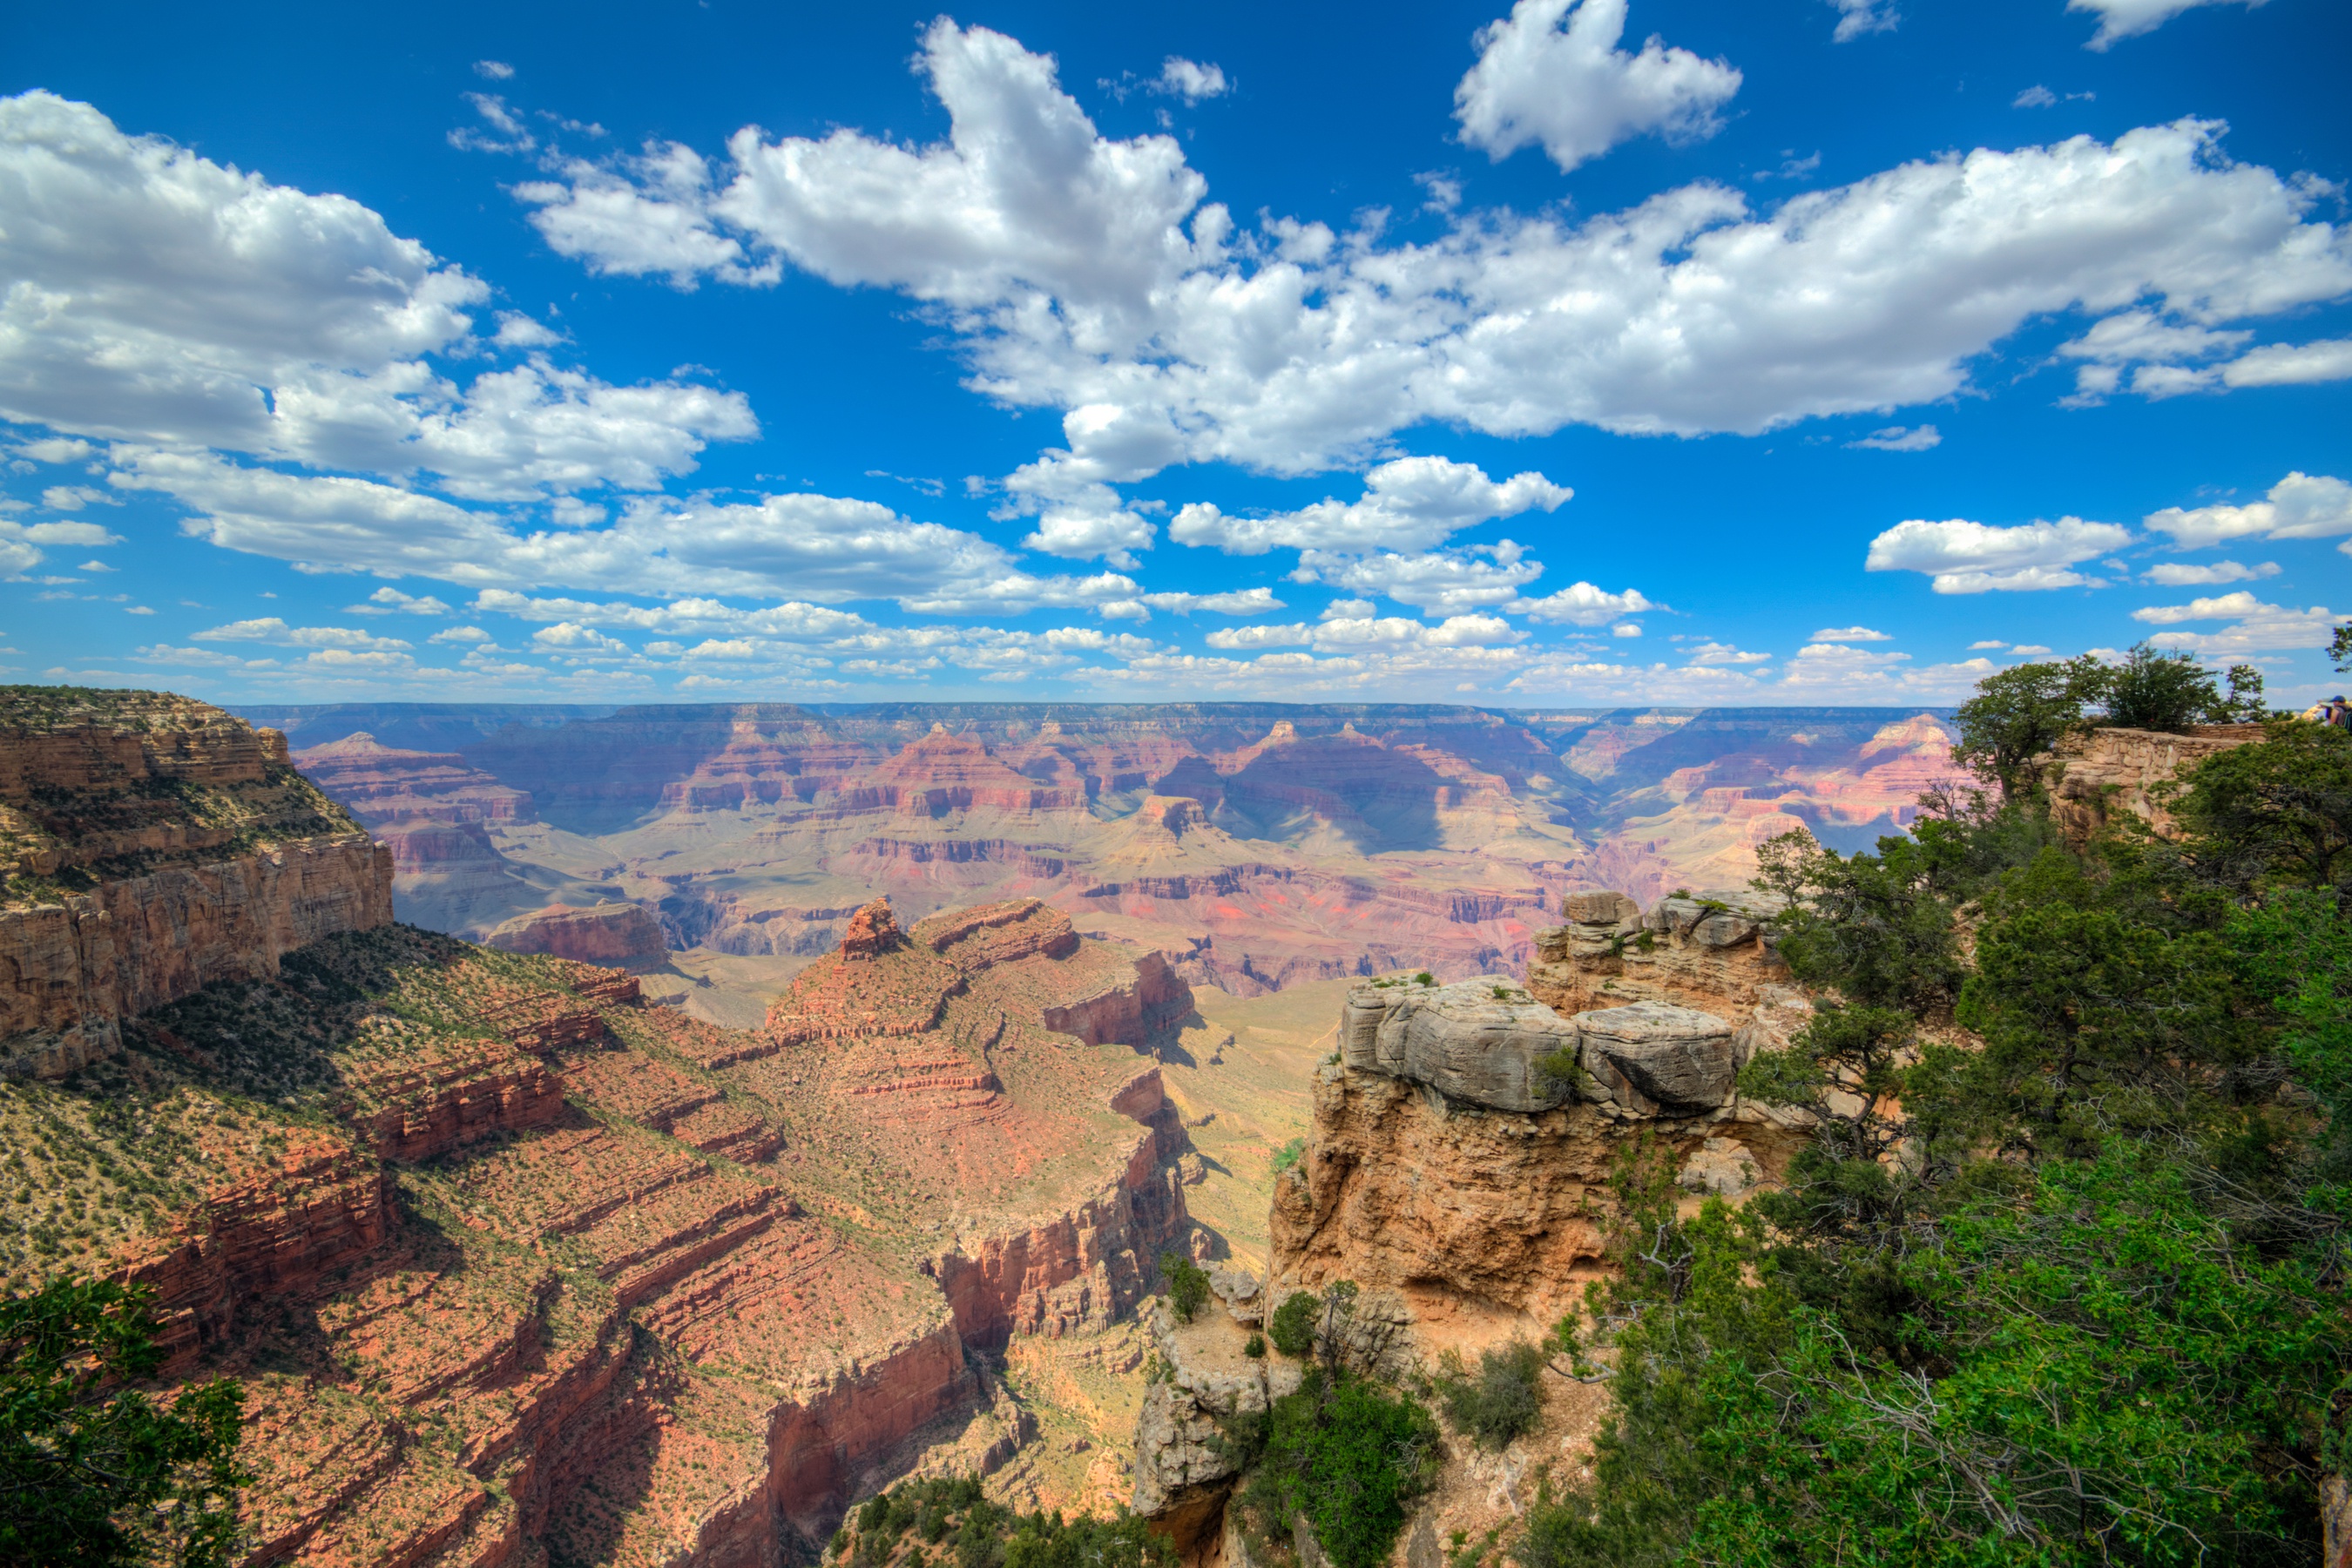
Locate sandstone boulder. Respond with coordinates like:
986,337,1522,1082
1341,979,1578,1112
1209,1264,1263,1325
1576,1000,1736,1116
1561,889,1640,926
1678,1136,1761,1195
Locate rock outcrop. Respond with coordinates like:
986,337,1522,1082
2047,724,2264,844
486,900,668,970
1338,978,1578,1112
291,731,536,826
1132,1300,1303,1556
0,691,393,1076
1269,888,1806,1328
0,691,1214,1565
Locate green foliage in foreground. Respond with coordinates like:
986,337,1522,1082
0,1278,248,1568
1522,713,2352,1567
1237,1367,1440,1568
1267,1288,1319,1359
836,1476,1173,1568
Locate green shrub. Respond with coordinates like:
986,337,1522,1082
1159,1251,1212,1324
1270,1137,1306,1174
2100,642,2228,733
1243,1332,1266,1359
1414,970,1435,986
1267,1289,1319,1358
1242,1368,1438,1568
1432,1342,1544,1448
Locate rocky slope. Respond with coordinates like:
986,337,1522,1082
246,702,1970,1007
0,690,1216,1566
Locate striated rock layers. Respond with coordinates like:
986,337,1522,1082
485,900,667,970
257,701,1976,998
0,692,1208,1567
2047,724,2264,845
0,690,393,1076
17,901,1200,1568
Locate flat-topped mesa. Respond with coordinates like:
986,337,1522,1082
753,897,1098,1062
865,727,1091,816
487,900,668,970
0,688,394,1078
2047,724,2265,845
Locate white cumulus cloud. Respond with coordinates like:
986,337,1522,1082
2069,0,2265,51
507,24,2352,491
1453,0,1741,173
2143,471,2352,549
1169,456,1570,555
2142,559,2278,585
2130,592,2335,655
1866,515,2135,593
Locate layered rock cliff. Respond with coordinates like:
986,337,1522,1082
0,693,1211,1565
259,701,1973,1003
0,690,393,1076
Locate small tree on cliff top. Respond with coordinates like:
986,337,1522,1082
1952,655,2108,803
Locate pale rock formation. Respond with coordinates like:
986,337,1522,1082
486,901,667,970
1131,1301,1303,1556
2047,724,2263,844
1576,1001,1738,1118
1678,1136,1763,1195
1527,885,1789,1018
1337,978,1578,1112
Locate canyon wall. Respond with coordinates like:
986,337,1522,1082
0,692,1208,1567
0,691,393,1076
250,701,1970,994
2047,723,2265,844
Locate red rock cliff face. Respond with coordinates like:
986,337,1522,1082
0,693,393,1075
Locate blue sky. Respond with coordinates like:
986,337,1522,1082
2,0,2346,707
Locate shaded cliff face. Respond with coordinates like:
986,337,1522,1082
251,702,1970,997
0,689,393,1074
